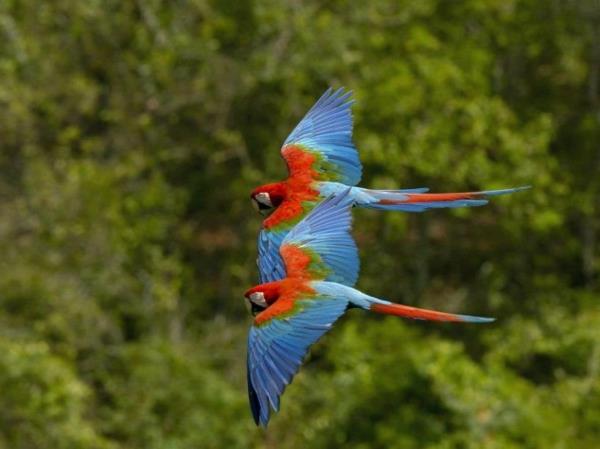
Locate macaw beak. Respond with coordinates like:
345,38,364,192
251,303,265,316
252,198,273,216
243,295,266,316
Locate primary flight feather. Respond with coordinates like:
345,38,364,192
252,87,528,283
244,190,494,426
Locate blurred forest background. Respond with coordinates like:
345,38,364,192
0,1,599,448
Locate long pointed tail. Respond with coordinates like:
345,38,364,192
369,302,494,323
360,186,530,212
316,282,494,323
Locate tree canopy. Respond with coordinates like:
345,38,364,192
0,1,598,447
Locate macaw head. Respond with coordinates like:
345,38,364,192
244,282,281,316
251,183,286,216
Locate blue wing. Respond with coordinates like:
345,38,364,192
247,295,349,426
257,229,287,283
282,87,362,185
281,189,359,286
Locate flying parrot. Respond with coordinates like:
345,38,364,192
251,87,528,283
244,190,494,426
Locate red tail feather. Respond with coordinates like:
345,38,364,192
370,303,493,323
378,192,481,205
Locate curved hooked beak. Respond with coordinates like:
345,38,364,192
244,296,266,316
251,198,273,216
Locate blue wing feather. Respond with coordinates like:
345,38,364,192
247,296,349,426
282,190,359,285
247,359,261,425
257,229,287,283
282,88,362,185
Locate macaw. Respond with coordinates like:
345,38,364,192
244,190,493,426
252,87,528,283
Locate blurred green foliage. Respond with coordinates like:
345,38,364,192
0,0,599,447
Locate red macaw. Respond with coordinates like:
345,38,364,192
252,88,528,283
245,190,493,426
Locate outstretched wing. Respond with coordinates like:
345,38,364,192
281,189,359,286
247,294,349,426
282,87,362,186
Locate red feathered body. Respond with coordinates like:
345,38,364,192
259,146,321,230
247,277,315,325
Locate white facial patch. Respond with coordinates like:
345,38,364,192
249,291,268,307
255,192,272,207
